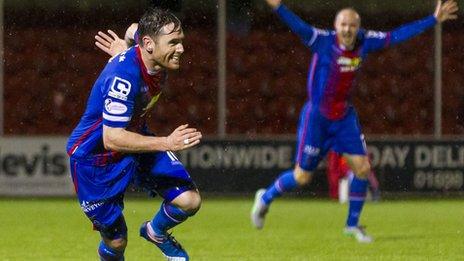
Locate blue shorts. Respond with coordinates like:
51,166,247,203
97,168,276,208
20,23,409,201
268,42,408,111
295,102,367,171
69,151,196,231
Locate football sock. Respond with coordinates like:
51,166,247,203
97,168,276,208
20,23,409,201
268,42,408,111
151,201,189,236
346,175,368,227
98,241,124,261
261,170,298,205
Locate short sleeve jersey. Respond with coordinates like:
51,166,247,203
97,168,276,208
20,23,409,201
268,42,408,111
67,46,166,161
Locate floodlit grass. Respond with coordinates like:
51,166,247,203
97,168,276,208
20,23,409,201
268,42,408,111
1,197,463,260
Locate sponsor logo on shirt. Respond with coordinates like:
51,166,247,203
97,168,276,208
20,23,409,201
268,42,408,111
108,77,131,101
337,56,362,72
105,99,128,115
315,28,330,36
366,30,387,39
80,200,104,213
304,145,320,156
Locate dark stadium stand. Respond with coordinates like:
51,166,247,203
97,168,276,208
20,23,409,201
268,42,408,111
4,26,463,136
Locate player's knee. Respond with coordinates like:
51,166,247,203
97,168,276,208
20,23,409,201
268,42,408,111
294,166,312,185
174,190,201,215
185,192,201,215
98,214,128,251
105,237,127,252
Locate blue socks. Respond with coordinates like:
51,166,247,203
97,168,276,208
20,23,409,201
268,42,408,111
98,241,124,261
346,175,368,227
151,202,189,236
262,170,298,205
261,167,368,227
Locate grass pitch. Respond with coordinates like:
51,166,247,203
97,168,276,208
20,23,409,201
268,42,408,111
1,197,463,260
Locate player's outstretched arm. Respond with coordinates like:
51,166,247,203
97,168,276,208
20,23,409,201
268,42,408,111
434,0,459,23
390,0,458,45
365,0,458,53
95,30,128,57
265,1,319,47
103,124,202,153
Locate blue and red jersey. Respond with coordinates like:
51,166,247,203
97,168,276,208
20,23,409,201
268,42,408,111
276,4,437,120
67,46,166,163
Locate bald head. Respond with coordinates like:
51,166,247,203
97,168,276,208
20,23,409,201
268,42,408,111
335,8,361,25
334,8,361,50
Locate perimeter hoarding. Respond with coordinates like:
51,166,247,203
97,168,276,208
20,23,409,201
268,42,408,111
0,137,463,195
179,139,464,193
0,137,72,196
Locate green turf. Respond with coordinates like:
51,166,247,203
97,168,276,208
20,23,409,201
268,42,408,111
1,198,463,260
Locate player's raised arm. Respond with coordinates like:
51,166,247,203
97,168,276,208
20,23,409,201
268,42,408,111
434,0,459,22
364,0,458,53
390,0,458,44
266,0,320,48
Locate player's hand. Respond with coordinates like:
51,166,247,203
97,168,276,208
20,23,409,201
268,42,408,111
124,23,139,45
166,124,202,151
434,0,459,23
265,0,282,9
95,30,128,57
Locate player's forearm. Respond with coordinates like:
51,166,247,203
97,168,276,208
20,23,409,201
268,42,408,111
275,4,315,41
104,127,169,153
389,15,437,46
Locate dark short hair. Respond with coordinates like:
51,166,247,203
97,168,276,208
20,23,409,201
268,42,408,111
138,8,182,46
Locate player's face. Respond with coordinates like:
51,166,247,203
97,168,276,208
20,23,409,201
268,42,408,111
334,9,360,49
152,23,185,70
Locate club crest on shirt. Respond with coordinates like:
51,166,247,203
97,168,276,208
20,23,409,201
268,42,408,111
337,56,362,72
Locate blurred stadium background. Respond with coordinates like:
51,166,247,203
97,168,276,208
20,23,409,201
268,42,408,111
1,0,463,260
2,0,464,195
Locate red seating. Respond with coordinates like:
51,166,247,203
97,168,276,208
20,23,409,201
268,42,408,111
4,25,463,135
